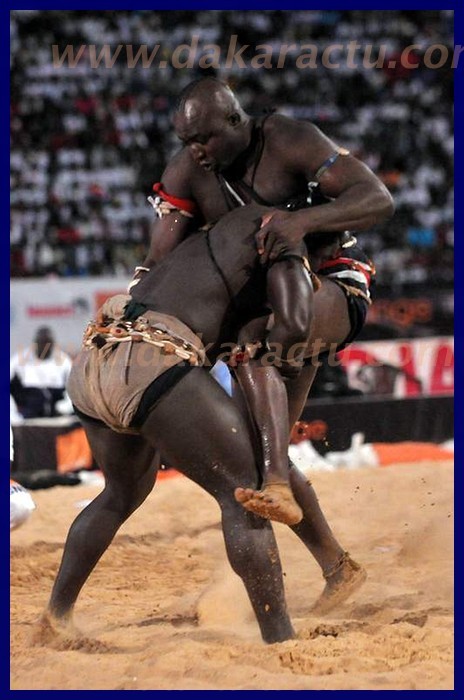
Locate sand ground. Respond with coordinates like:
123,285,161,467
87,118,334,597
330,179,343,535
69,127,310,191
10,460,453,690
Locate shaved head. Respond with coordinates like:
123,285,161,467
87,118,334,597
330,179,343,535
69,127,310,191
172,78,252,172
174,77,241,116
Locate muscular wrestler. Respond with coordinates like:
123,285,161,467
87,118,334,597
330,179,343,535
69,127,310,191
129,76,391,589
131,75,392,458
39,203,367,647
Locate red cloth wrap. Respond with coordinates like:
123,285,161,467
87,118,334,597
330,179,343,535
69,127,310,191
152,183,198,215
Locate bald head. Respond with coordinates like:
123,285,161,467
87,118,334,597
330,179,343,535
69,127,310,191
173,78,252,172
174,78,242,116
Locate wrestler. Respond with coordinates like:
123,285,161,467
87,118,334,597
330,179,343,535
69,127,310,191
128,77,391,607
132,76,391,424
39,203,367,646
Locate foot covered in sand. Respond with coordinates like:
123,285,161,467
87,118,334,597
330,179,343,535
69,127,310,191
32,611,112,652
310,552,367,616
234,483,303,525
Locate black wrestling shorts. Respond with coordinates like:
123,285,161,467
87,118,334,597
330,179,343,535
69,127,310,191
311,244,375,356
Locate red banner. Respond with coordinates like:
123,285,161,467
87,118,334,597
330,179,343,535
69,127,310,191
339,336,454,397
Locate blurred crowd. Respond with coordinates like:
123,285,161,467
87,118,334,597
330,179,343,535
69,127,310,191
10,10,454,288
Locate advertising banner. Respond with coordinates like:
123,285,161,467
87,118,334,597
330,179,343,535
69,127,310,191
10,277,127,355
339,337,454,397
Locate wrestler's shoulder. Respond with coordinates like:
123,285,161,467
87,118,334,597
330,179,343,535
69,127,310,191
263,113,320,140
262,113,322,151
162,148,203,192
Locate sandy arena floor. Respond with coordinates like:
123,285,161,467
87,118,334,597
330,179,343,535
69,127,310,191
10,459,453,690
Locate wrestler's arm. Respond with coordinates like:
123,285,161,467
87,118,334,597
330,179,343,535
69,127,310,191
129,153,197,290
143,154,195,265
256,116,395,261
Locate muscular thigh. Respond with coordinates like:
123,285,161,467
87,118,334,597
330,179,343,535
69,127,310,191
306,278,351,356
140,368,261,493
80,416,157,487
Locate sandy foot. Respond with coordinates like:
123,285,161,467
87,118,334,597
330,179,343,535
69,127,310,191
31,611,114,653
234,484,303,525
310,554,367,615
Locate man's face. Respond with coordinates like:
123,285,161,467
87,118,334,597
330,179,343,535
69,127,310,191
173,93,249,173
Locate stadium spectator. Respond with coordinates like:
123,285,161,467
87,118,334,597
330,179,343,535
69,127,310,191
10,326,74,419
10,11,453,289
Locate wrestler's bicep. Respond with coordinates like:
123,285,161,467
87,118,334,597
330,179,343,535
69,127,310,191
274,118,359,193
145,215,191,264
274,118,342,178
145,155,198,263
155,145,194,192
284,121,383,198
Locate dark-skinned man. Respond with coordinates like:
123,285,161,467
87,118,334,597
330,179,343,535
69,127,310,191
128,76,394,614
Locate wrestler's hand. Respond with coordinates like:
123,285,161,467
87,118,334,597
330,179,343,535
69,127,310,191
256,210,307,264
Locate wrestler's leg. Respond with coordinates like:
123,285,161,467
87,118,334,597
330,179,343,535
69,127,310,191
235,278,349,522
289,280,366,611
237,279,349,541
284,277,350,419
287,279,366,611
250,355,347,588
289,463,366,613
306,277,352,356
42,422,157,635
233,363,303,525
285,363,319,433
141,368,295,644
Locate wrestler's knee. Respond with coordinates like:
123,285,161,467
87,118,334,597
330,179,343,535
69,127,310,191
105,469,155,518
220,497,271,536
129,469,156,512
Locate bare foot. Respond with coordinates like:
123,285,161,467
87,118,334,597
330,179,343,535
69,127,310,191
234,484,303,525
310,553,367,616
31,611,112,652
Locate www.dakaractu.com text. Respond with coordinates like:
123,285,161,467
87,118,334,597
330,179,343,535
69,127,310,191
51,37,462,71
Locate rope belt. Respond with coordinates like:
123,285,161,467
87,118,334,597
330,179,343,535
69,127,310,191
82,317,205,366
